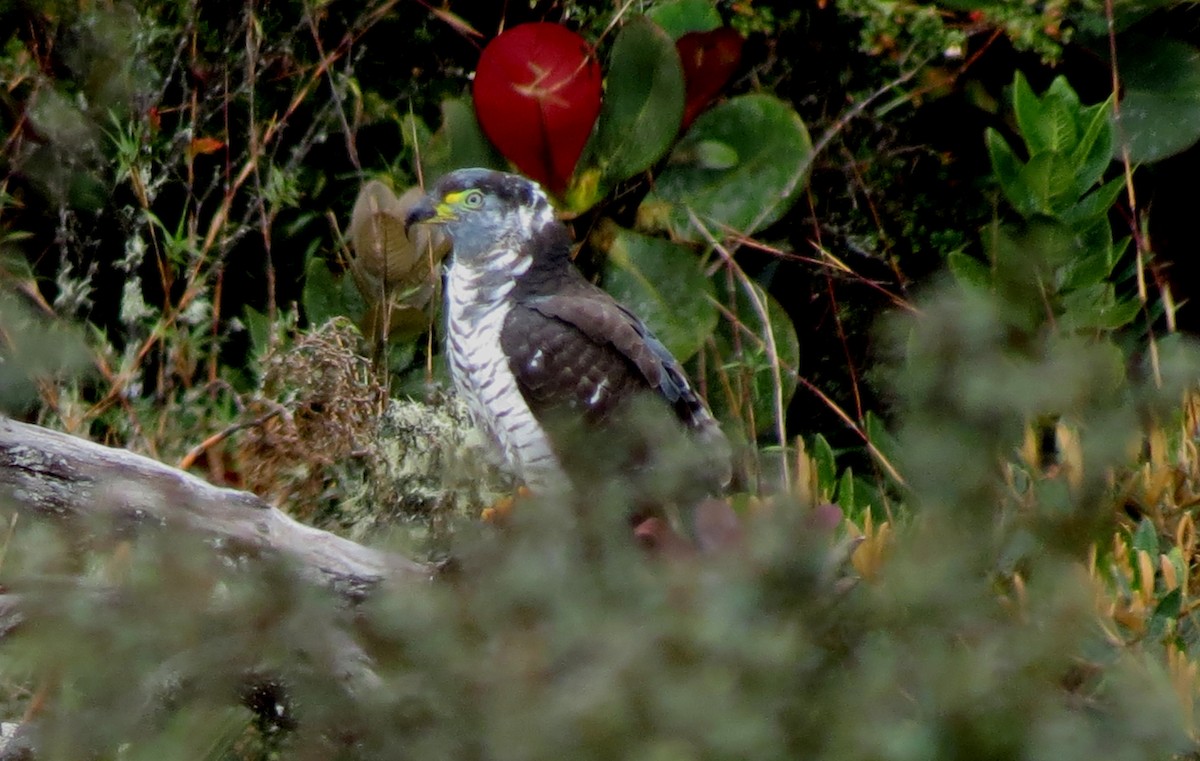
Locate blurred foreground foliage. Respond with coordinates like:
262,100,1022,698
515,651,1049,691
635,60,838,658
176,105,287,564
4,273,1200,759
3,0,1200,758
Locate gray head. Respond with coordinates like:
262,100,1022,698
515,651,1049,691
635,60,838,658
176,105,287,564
405,168,560,265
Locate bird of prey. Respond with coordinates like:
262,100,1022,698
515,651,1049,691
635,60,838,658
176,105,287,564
406,168,730,497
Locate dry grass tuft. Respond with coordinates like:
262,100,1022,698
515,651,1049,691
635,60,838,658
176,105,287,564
236,318,386,517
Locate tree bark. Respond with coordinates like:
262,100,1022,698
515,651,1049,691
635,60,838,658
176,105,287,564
0,416,434,598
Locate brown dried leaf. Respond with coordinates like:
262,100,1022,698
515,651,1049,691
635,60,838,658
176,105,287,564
348,181,450,345
348,182,449,296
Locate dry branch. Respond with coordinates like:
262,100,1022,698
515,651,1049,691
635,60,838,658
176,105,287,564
0,416,434,597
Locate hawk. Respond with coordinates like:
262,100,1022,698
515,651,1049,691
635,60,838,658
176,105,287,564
406,168,730,498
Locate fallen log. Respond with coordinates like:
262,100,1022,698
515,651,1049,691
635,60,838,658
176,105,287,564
0,416,435,598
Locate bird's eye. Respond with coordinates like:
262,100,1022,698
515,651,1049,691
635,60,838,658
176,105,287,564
463,190,484,209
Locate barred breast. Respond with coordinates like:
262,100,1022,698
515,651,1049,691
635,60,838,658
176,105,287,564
444,250,567,492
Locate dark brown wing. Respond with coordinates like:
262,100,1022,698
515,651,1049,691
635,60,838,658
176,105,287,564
501,288,724,434
500,287,732,491
499,294,649,424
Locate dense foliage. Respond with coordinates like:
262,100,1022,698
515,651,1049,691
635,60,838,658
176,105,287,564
2,0,1200,758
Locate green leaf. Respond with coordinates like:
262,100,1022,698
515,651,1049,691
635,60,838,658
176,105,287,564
864,411,901,481
986,128,1024,205
399,113,433,158
645,0,722,38
1073,0,1175,34
420,96,506,180
1015,153,1077,216
849,475,886,520
1011,71,1045,152
638,94,812,241
991,221,1083,328
836,467,855,512
937,0,1000,9
1116,39,1200,163
1014,75,1079,156
243,305,271,360
1061,176,1124,227
1042,77,1082,147
811,433,837,495
691,140,739,169
1060,248,1114,292
1070,97,1115,194
1153,586,1182,621
569,17,685,212
1166,547,1188,595
705,278,800,436
1061,288,1141,330
948,250,992,290
1130,518,1157,563
601,224,717,362
302,254,366,328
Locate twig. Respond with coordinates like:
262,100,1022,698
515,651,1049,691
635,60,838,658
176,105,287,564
689,210,791,490
176,407,285,471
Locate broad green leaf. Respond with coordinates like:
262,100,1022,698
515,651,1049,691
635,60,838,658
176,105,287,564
1116,39,1200,162
1073,0,1175,34
692,140,739,169
638,94,812,241
646,0,722,38
420,96,505,180
569,17,685,212
1113,0,1178,30
948,250,992,290
705,278,800,436
601,224,717,362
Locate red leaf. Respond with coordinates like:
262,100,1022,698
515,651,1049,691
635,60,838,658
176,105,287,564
473,22,602,193
188,136,225,158
676,28,744,128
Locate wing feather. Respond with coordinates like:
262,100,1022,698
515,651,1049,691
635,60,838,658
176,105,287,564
500,287,731,490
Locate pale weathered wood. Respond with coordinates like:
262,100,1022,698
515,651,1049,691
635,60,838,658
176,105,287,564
0,416,434,596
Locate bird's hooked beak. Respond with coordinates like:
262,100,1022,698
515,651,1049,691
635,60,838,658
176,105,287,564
404,196,438,236
404,192,458,236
